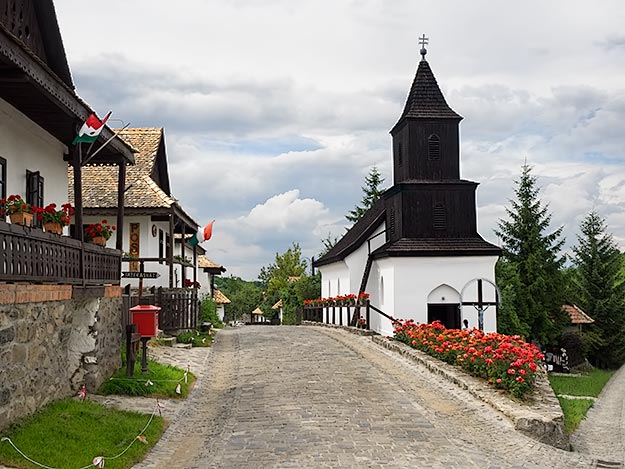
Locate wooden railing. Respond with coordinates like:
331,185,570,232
0,221,121,285
302,299,395,331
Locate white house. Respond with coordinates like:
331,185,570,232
70,128,204,289
314,46,500,336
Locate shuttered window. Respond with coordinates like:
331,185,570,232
428,134,440,160
433,203,446,230
0,157,6,201
26,170,43,207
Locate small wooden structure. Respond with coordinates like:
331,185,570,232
251,307,266,324
562,304,594,333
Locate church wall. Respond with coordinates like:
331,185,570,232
318,261,349,299
344,221,386,295
367,258,395,336
379,255,498,335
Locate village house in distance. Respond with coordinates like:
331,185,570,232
314,39,501,336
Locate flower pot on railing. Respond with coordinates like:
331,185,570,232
9,211,34,227
43,222,63,235
89,236,107,246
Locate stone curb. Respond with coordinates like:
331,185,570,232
303,321,569,450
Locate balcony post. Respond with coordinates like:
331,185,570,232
116,161,126,251
168,212,175,288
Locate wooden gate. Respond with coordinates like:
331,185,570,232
156,287,199,332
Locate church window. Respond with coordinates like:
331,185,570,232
433,203,446,230
398,142,403,166
380,276,385,305
337,278,341,294
390,208,396,236
428,134,440,160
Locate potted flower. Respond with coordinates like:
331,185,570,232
85,219,115,246
1,194,34,226
34,203,74,235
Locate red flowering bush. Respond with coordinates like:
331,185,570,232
303,293,365,306
33,203,74,226
0,194,32,216
393,319,543,398
85,219,116,240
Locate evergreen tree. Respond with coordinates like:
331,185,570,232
572,211,625,368
495,164,567,344
346,166,385,223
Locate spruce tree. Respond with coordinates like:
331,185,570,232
346,166,385,223
495,164,567,344
572,211,625,368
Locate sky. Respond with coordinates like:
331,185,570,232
55,0,625,280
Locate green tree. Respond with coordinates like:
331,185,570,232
259,243,307,296
214,276,263,321
346,166,385,223
495,164,567,344
572,211,625,368
319,232,340,257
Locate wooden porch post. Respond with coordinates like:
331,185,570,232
169,212,175,288
193,244,197,285
181,223,186,285
72,145,83,242
116,162,126,251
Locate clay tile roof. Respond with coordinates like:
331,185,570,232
394,59,462,127
197,255,226,272
252,308,264,315
562,304,594,324
213,289,231,304
272,300,283,310
68,128,172,208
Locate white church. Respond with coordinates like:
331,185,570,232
313,43,501,337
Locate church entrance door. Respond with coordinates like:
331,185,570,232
427,303,460,330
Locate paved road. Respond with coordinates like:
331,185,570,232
136,326,598,468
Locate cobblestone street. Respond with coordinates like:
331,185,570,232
136,326,601,468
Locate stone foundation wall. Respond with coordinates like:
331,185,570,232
0,286,122,431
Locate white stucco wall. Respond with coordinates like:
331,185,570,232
83,215,200,289
0,97,68,219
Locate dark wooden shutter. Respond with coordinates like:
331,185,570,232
428,134,440,160
433,203,446,231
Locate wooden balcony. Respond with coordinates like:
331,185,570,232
0,221,121,286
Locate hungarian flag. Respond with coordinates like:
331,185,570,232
72,111,111,144
189,220,214,246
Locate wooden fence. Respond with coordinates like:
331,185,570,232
0,221,120,285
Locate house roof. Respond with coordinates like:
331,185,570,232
393,58,462,131
371,237,501,258
562,304,594,325
272,299,283,310
69,128,176,209
213,289,231,304
314,198,386,267
252,307,264,315
198,255,226,273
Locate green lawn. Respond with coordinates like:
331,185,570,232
0,399,164,469
549,369,616,433
98,358,196,398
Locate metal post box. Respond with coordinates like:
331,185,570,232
130,304,160,338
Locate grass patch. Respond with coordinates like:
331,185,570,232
557,397,595,434
176,330,214,347
549,369,616,434
98,359,196,398
0,399,164,469
549,369,615,397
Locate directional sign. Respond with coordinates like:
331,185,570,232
122,271,160,279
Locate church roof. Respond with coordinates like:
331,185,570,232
371,237,501,258
313,199,386,267
392,58,461,132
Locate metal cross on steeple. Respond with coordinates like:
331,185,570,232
419,34,429,60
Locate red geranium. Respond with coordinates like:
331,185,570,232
85,219,116,241
33,202,74,227
1,194,33,216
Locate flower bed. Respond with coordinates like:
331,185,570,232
393,319,543,398
303,292,369,306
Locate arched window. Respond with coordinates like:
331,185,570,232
380,276,385,305
428,134,440,160
398,142,403,166
327,280,331,297
337,278,341,295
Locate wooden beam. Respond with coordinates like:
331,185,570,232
168,212,174,288
181,223,186,285
116,162,126,250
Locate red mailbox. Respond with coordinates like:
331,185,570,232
130,304,160,338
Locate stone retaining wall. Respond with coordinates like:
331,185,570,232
0,287,122,431
302,321,569,450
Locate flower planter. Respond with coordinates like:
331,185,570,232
9,212,34,227
43,222,63,235
89,236,107,246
